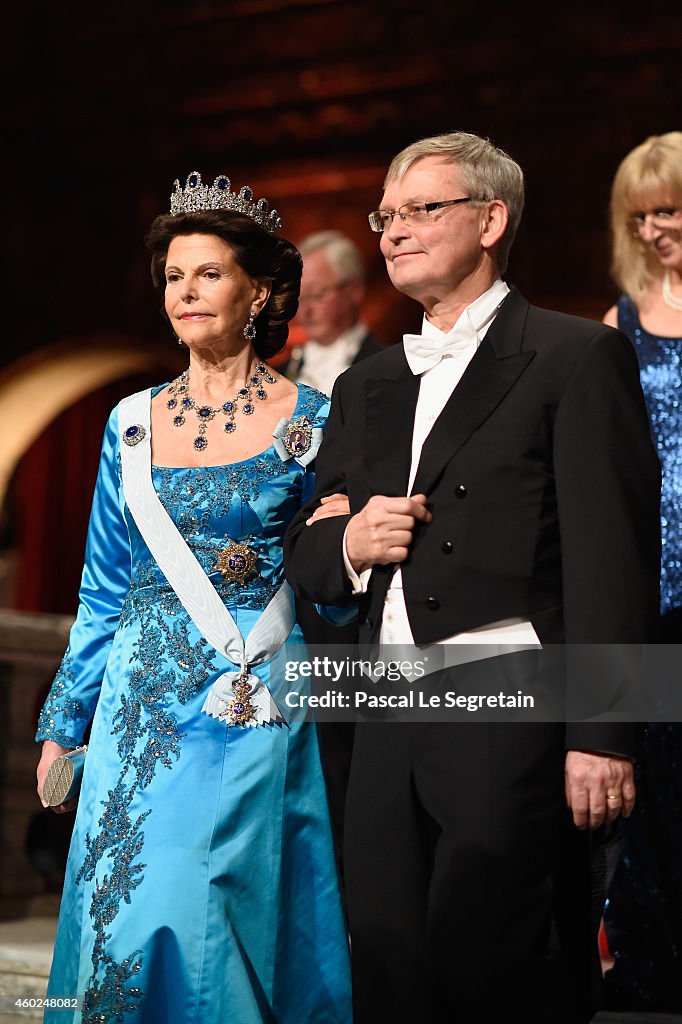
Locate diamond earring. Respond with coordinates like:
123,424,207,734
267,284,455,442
243,311,257,341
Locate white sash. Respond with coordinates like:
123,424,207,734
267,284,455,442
118,389,293,728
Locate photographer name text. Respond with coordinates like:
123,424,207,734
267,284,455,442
284,690,535,711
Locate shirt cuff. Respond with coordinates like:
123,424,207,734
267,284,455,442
342,525,372,594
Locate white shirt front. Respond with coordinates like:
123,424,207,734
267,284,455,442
344,279,540,654
297,322,369,396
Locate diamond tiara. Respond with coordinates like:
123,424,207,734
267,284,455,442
169,172,282,233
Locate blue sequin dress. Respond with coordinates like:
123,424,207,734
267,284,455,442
36,384,352,1024
603,296,682,1012
619,296,682,614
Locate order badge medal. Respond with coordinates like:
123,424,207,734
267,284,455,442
216,541,257,585
220,670,257,726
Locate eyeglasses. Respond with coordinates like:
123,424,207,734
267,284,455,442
298,281,351,305
368,198,475,233
628,208,682,238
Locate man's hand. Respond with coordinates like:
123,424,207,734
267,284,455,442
345,494,432,573
306,493,351,525
37,739,77,814
565,749,636,830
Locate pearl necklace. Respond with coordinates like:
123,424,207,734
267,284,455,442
166,362,277,452
662,270,682,312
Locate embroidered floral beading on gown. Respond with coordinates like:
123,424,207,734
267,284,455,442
36,384,352,1024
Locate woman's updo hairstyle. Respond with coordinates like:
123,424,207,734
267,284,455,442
145,209,302,360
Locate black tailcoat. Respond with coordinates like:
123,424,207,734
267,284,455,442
284,288,661,1023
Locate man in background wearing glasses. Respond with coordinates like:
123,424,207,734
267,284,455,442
282,229,383,394
285,131,660,1023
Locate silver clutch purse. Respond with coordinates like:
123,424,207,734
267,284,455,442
41,745,87,806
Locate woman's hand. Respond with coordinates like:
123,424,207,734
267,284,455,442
37,740,77,814
305,493,351,525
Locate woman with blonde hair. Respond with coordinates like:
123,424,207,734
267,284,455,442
602,132,682,1011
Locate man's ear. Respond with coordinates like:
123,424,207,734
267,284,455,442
480,200,509,252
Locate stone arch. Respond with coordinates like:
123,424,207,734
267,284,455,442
0,337,181,507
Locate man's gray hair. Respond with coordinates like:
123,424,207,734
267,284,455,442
298,230,365,282
385,132,525,273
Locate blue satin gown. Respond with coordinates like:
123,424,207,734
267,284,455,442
36,383,352,1024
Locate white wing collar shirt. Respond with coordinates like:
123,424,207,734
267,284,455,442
297,322,369,397
344,278,541,654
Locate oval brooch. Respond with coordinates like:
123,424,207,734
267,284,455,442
283,416,313,458
122,424,147,447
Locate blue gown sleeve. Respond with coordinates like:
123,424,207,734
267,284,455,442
35,407,132,747
301,398,357,628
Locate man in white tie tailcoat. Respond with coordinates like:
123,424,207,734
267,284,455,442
284,132,660,1024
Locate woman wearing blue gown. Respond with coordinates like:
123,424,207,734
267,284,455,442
35,173,352,1024
602,132,682,1012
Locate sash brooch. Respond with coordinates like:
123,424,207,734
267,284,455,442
272,415,323,467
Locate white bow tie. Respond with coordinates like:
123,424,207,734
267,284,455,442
403,325,478,375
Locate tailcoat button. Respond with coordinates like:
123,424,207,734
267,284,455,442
454,484,468,498
441,541,453,554
426,597,440,611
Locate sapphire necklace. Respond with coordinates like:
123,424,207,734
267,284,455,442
165,363,277,452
